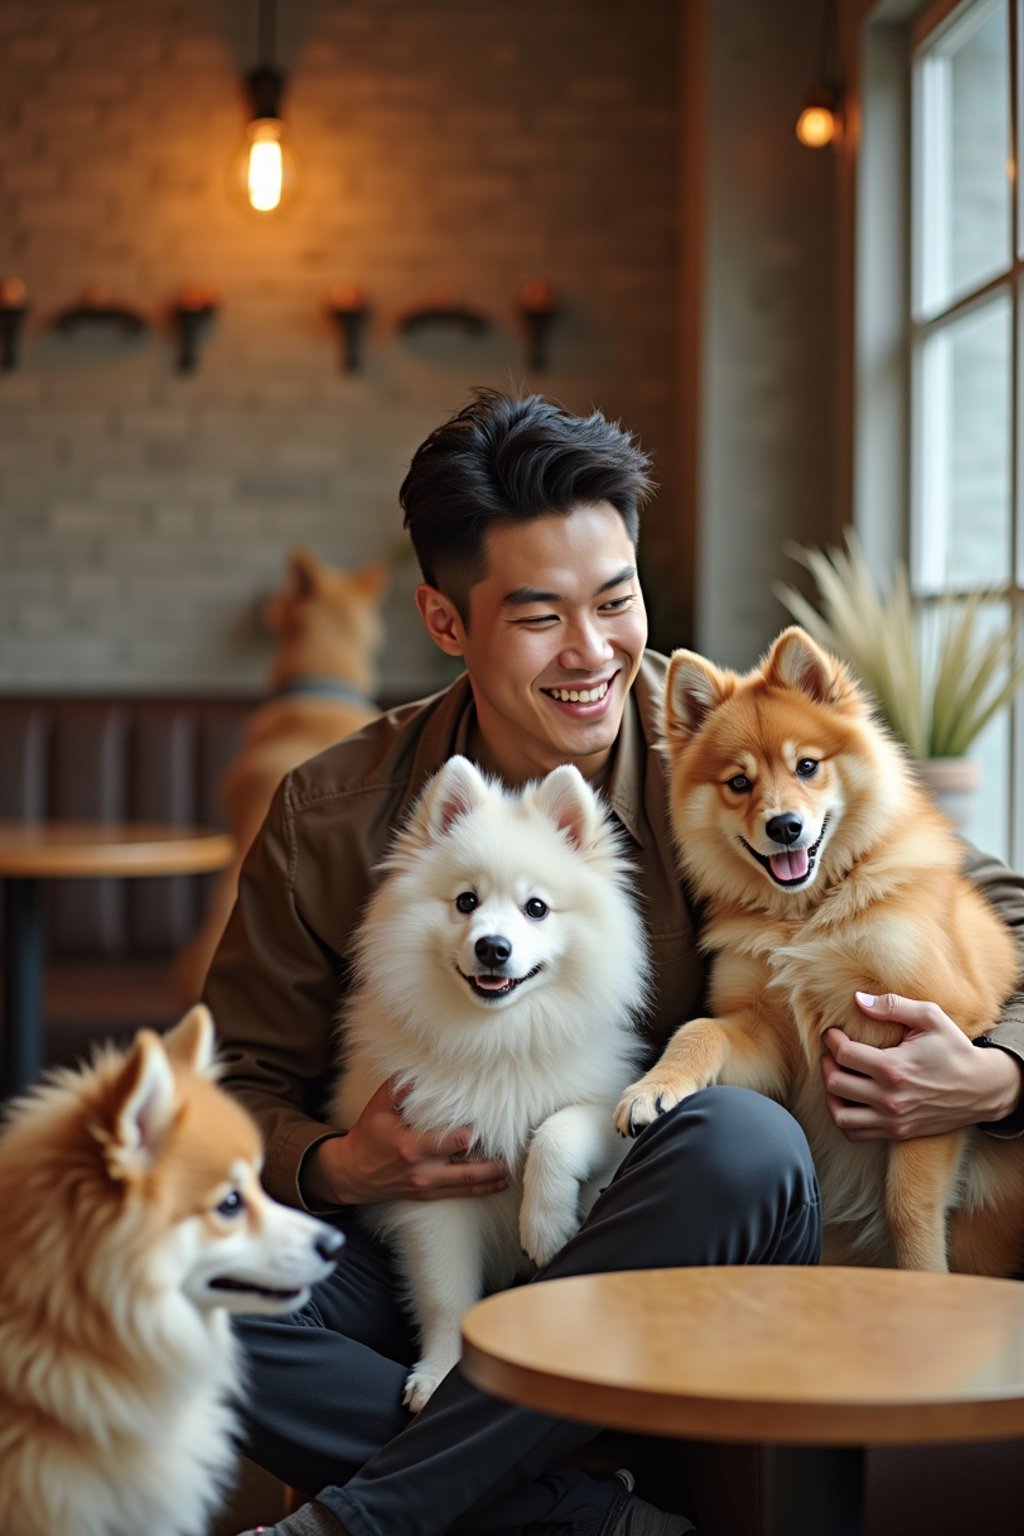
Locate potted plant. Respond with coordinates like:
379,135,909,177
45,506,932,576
775,531,1024,835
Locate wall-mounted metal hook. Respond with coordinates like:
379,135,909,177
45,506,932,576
170,284,220,373
326,286,371,372
519,281,561,372
0,278,29,371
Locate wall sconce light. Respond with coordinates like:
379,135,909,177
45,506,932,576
519,280,561,372
795,0,842,148
0,277,28,371
171,284,220,373
232,0,299,214
326,286,372,373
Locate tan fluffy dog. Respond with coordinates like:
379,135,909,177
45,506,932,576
176,547,386,1003
615,626,1024,1276
0,1006,341,1536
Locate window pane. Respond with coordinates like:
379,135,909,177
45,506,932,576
915,294,1012,590
916,0,1011,316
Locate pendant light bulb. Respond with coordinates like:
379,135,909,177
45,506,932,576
247,118,285,212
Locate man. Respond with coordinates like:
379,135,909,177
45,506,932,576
208,390,1024,1536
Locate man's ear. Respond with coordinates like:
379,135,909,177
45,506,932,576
416,583,466,658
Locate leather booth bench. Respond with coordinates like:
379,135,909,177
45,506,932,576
0,695,250,1063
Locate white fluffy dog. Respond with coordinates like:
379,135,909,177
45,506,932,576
332,755,648,1410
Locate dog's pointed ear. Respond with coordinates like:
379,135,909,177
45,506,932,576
288,545,322,599
351,561,389,599
162,1004,216,1076
412,755,490,842
665,649,735,742
100,1030,181,1179
765,626,846,704
530,764,601,851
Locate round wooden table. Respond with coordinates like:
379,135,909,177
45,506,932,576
0,821,234,1097
462,1266,1024,1535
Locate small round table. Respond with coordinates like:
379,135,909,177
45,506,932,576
462,1266,1024,1536
0,821,234,1097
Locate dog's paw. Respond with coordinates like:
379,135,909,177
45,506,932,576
519,1200,578,1269
613,1077,687,1138
403,1366,441,1413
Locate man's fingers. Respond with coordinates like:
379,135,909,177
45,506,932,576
854,991,948,1030
411,1157,508,1198
822,1028,888,1080
823,1091,889,1140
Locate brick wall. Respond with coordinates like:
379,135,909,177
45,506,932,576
0,0,684,697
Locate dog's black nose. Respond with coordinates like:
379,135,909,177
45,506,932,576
475,934,512,968
766,812,803,846
317,1229,345,1260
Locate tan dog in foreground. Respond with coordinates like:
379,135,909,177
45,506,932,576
614,626,1024,1276
0,1006,342,1536
176,547,387,1003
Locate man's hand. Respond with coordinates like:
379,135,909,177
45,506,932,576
301,1080,508,1207
822,991,1024,1141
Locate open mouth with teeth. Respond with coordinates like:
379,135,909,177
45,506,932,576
456,964,543,1001
740,816,830,888
541,678,613,706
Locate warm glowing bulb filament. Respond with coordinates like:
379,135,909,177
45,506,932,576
248,121,284,212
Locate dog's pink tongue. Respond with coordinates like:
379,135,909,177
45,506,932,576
475,975,511,991
770,848,809,882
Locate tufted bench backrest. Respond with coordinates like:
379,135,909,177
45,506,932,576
0,698,249,958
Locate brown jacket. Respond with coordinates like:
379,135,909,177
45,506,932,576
206,651,1024,1209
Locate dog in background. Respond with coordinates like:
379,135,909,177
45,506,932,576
0,1005,342,1536
177,546,387,1003
615,626,1024,1276
332,755,649,1411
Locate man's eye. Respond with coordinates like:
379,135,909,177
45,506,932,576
455,891,478,913
524,897,549,920
796,758,819,778
517,615,558,626
601,595,633,612
727,774,752,794
216,1190,245,1219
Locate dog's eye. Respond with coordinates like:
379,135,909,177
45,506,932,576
727,774,752,794
524,897,549,920
216,1190,245,1219
455,891,478,914
796,759,819,778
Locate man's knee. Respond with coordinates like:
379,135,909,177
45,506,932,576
623,1086,820,1255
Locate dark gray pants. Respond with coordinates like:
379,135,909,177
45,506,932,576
236,1088,822,1536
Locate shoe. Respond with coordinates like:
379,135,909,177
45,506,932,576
611,1470,699,1536
235,1499,346,1536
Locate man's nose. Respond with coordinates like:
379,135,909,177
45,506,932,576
560,617,613,668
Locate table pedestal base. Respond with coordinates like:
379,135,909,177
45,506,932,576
763,1445,865,1536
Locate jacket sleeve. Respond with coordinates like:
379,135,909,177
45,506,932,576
203,771,359,1208
963,845,1024,1137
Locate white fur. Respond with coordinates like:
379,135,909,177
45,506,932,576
0,1007,342,1536
332,757,648,1409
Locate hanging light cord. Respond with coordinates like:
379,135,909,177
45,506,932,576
256,0,277,70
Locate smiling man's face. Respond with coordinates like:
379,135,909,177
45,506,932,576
416,502,648,784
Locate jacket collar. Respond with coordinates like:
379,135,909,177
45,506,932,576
403,665,655,849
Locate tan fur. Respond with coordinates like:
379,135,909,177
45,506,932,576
0,1008,340,1536
176,547,387,1003
614,626,1024,1275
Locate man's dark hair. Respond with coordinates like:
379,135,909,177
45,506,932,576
400,389,655,620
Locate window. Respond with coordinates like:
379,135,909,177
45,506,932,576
909,0,1020,864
